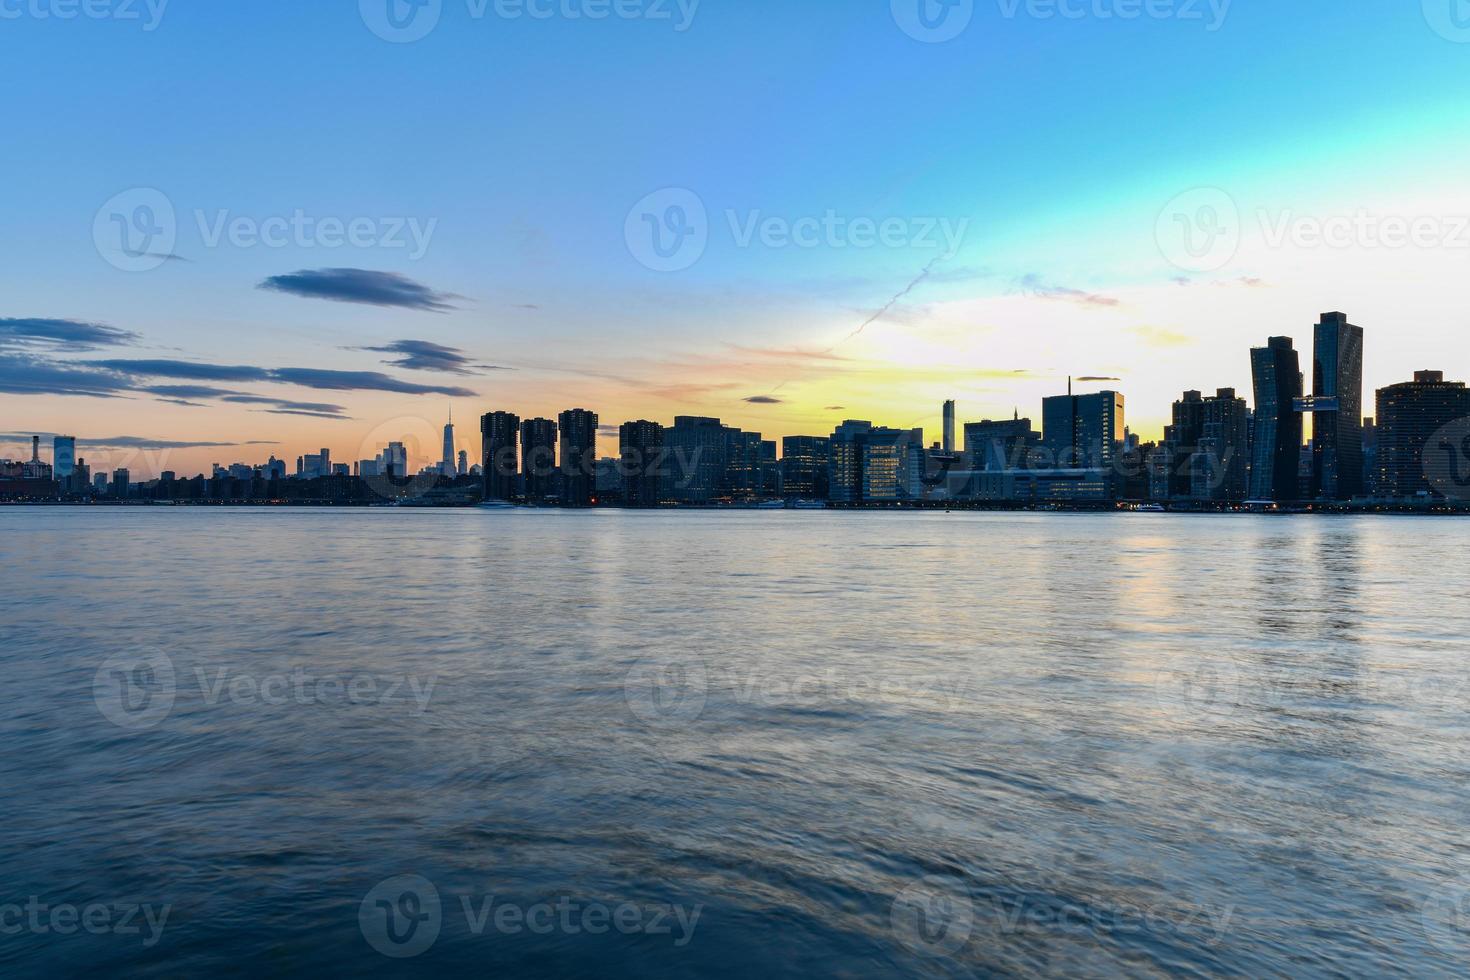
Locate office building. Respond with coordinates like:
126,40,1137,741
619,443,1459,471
1249,336,1304,502
1191,388,1250,501
1377,371,1470,498
964,415,1039,472
943,400,956,454
520,417,558,502
442,409,457,477
481,411,520,501
863,427,924,502
1041,389,1125,471
620,420,665,507
53,436,76,481
828,420,873,503
664,416,729,504
559,408,598,507
722,427,767,498
781,436,830,499
112,468,130,498
1309,312,1365,499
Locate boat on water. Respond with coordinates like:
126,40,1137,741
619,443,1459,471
1135,503,1167,512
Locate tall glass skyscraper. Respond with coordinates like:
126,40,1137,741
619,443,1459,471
1249,336,1303,502
619,420,664,508
663,417,729,504
1310,312,1365,500
1040,390,1124,470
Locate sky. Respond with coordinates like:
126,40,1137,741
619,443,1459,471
4,0,1470,478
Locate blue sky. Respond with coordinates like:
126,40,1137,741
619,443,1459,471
4,0,1470,473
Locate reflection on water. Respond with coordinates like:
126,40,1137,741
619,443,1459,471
0,508,1468,977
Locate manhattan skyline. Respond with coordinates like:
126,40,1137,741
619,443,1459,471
6,2,1470,477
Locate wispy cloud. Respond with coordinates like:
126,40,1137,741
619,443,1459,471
0,433,275,450
354,339,508,375
1129,325,1195,348
258,269,461,312
0,354,134,397
93,359,478,398
0,318,140,353
1017,274,1121,308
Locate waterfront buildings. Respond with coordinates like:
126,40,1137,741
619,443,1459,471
559,408,598,507
1041,390,1125,471
620,420,665,507
1376,371,1470,498
781,436,830,500
664,416,728,504
1249,336,1304,502
481,411,520,501
1308,312,1366,500
520,417,558,503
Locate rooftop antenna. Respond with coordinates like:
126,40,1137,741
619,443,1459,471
1068,376,1073,397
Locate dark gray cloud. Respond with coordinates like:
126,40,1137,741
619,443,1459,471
93,359,272,382
93,359,476,398
355,339,508,376
1,433,275,450
743,395,783,404
258,269,460,312
1075,376,1122,382
142,384,238,400
0,318,140,353
221,394,347,415
268,368,475,397
158,398,207,408
263,409,355,420
0,354,134,397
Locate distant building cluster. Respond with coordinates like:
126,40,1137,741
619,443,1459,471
5,311,1469,510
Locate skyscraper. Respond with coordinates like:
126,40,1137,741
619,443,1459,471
1310,311,1365,500
1191,388,1250,501
942,400,956,454
442,407,456,477
1249,336,1304,502
53,436,76,482
963,415,1039,471
1376,371,1470,498
620,420,664,507
781,436,830,499
520,417,558,503
558,408,598,507
828,420,874,503
1041,390,1125,470
481,411,520,501
664,416,729,504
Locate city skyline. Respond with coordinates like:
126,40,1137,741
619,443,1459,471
7,4,1470,477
